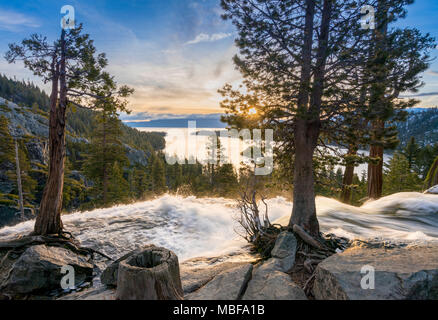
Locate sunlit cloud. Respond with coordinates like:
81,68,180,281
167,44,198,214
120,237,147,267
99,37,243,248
185,32,232,45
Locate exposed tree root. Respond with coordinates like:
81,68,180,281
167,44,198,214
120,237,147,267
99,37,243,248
290,232,349,298
0,233,113,261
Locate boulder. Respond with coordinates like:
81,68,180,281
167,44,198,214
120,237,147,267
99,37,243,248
425,185,438,194
58,286,115,300
185,264,253,300
243,262,307,300
313,245,438,300
125,144,150,167
0,245,93,296
269,231,297,272
25,139,48,165
181,260,248,294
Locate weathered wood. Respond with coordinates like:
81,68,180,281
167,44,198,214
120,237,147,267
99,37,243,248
34,51,63,235
116,246,183,300
14,139,24,219
292,224,323,250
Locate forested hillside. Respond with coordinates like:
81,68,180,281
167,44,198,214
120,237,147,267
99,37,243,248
0,76,272,227
0,75,170,226
398,108,438,147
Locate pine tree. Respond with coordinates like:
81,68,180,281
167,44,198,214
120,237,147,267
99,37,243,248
425,156,438,188
402,137,420,170
383,153,422,194
107,162,129,203
0,116,14,165
6,24,133,235
83,112,129,205
171,163,183,191
151,156,166,194
220,0,373,235
214,164,238,197
131,166,149,199
364,0,435,199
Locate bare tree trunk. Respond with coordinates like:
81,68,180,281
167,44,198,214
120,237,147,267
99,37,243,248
341,145,358,204
34,30,66,235
341,163,355,204
367,142,384,199
289,0,332,237
368,120,384,199
14,139,24,219
289,0,316,234
102,115,108,204
291,121,320,236
367,0,388,201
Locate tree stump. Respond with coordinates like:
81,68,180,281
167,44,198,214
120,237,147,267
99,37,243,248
116,246,183,300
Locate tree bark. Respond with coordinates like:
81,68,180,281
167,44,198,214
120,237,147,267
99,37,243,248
341,145,358,204
289,0,331,237
34,30,66,235
289,0,316,235
290,121,320,236
367,121,384,199
341,163,355,204
367,1,388,201
116,246,183,300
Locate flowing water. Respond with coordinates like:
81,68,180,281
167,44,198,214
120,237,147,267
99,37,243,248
0,192,437,263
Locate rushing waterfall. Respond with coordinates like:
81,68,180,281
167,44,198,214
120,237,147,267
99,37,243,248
0,192,437,262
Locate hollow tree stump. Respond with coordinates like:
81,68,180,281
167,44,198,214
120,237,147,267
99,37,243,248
116,246,183,300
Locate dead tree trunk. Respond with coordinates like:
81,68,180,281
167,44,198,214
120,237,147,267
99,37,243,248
116,246,183,300
34,30,66,235
102,115,108,204
14,139,24,219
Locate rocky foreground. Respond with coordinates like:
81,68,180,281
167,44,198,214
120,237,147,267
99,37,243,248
1,229,438,300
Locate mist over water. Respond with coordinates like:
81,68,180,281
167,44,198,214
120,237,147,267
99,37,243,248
0,193,437,262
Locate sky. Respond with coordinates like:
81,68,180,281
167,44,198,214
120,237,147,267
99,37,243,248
1,0,438,123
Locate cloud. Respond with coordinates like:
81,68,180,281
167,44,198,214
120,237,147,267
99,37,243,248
0,9,39,31
120,112,222,122
107,43,241,114
400,92,438,98
427,71,438,76
185,32,232,45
